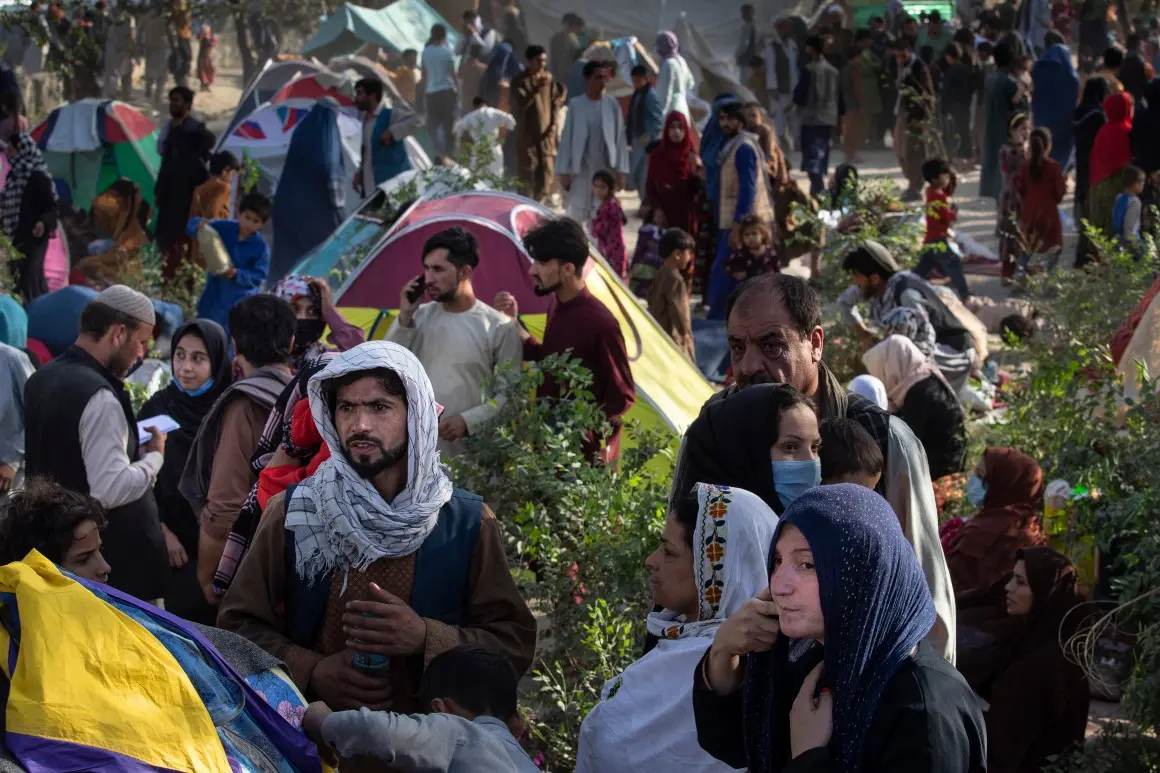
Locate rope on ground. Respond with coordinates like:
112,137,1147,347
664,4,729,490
1062,587,1160,696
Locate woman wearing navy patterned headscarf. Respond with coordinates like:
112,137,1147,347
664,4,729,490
693,484,986,772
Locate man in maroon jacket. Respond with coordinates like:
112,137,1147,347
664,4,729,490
494,217,635,462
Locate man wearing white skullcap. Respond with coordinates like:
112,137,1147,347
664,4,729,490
23,284,170,604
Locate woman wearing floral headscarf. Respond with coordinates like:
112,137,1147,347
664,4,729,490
272,274,366,372
655,31,697,125
1,134,58,302
693,484,986,772
576,483,780,772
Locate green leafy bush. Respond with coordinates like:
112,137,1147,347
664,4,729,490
448,355,673,771
984,229,1160,764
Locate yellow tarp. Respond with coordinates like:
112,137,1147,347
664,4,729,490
0,552,231,772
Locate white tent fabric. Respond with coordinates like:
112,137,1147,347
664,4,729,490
219,100,431,215
219,101,364,216
41,99,104,153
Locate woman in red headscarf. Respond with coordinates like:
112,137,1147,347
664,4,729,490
945,447,1047,594
644,110,702,240
1086,91,1134,242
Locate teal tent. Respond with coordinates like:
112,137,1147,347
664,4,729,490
300,0,460,61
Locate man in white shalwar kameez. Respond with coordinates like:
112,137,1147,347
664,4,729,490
453,97,516,177
555,61,629,222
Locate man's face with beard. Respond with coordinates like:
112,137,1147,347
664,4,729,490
422,247,468,303
718,110,742,138
354,86,379,114
334,374,409,479
528,257,569,296
726,285,823,394
169,92,189,119
108,321,152,379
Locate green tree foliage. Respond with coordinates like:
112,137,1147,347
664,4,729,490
448,356,674,771
985,228,1160,763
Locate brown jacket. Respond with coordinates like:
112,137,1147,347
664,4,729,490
648,264,695,361
217,492,537,770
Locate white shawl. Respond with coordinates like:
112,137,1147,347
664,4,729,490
285,341,453,584
576,484,778,773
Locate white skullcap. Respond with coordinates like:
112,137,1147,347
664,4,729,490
92,284,156,327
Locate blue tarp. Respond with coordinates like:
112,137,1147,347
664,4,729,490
300,0,460,61
27,285,183,356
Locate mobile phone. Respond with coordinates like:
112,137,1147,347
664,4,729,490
406,274,427,303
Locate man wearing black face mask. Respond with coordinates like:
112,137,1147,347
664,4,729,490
387,227,523,456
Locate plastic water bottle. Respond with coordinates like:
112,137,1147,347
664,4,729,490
350,611,390,675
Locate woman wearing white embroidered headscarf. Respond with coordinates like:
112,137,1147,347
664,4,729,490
864,335,966,480
655,31,697,125
576,483,779,773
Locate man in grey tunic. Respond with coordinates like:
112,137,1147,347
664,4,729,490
555,60,628,222
102,0,135,101
138,4,169,101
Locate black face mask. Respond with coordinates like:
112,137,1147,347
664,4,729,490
294,318,326,352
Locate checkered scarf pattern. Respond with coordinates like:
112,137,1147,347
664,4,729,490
285,342,453,584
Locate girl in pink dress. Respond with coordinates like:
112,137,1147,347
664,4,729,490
590,169,628,277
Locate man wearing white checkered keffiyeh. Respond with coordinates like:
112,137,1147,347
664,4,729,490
285,341,453,584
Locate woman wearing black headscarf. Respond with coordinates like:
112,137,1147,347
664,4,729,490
693,485,986,773
1073,76,1109,267
674,383,821,515
979,547,1091,773
140,319,232,622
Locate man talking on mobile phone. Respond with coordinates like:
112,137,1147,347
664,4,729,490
385,227,523,457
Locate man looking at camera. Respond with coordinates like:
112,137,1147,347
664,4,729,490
386,227,522,457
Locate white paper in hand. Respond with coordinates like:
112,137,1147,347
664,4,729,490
137,414,180,446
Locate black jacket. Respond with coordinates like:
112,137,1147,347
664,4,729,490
694,641,987,773
24,346,168,600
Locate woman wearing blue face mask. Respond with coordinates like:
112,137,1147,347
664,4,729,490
678,382,821,514
140,319,233,622
944,447,1046,595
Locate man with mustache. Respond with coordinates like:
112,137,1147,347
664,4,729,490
218,342,535,773
387,227,523,457
672,272,957,663
493,217,634,463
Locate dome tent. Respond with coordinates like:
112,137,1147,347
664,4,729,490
292,188,714,435
30,99,160,211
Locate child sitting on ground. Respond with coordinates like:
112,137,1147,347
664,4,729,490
819,417,884,490
914,158,971,300
303,645,538,772
590,169,628,278
647,228,696,361
628,206,667,298
725,213,779,282
1114,165,1146,257
189,191,271,332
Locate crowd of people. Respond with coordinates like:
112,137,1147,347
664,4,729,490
0,0,1149,770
